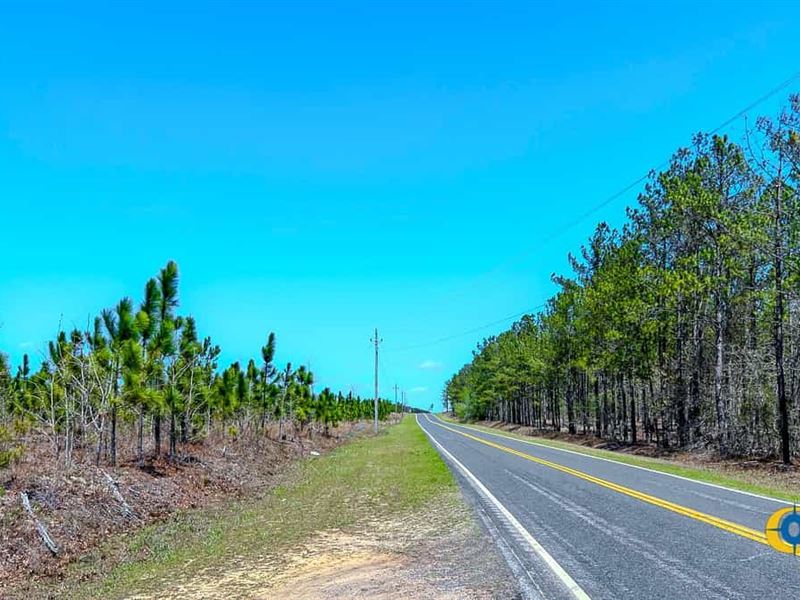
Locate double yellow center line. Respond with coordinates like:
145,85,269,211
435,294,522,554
426,416,768,546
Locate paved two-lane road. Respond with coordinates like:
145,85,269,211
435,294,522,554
416,414,799,599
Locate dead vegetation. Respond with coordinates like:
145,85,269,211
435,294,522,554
15,416,518,600
0,420,367,596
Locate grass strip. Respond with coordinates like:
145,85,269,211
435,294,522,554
66,417,454,599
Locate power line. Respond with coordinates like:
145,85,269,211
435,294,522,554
706,71,800,135
391,304,546,352
462,70,800,282
388,71,800,355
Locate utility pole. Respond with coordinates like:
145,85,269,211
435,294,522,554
393,383,399,410
371,328,382,433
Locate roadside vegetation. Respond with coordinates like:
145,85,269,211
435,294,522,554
0,260,397,472
45,417,513,600
446,94,800,466
0,261,400,588
439,414,800,503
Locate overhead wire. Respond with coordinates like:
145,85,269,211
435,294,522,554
385,70,800,355
391,304,547,353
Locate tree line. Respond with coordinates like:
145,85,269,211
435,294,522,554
0,261,397,470
446,95,800,464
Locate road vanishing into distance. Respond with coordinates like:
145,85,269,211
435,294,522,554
416,414,799,600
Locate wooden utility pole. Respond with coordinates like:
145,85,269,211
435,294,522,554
372,328,382,433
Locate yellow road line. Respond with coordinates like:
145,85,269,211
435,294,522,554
425,415,768,546
438,417,793,506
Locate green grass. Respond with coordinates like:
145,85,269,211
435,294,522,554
63,417,453,599
439,414,800,504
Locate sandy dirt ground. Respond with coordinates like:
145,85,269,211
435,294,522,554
1,421,370,596
126,502,520,600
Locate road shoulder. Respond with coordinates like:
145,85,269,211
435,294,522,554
440,415,799,504
30,417,520,600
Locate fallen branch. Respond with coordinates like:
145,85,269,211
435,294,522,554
20,491,60,556
102,471,134,519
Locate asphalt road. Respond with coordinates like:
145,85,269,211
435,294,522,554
416,413,800,600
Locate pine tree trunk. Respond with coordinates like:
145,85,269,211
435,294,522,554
154,414,162,456
714,290,728,454
110,405,117,466
181,410,189,444
169,411,177,460
566,370,576,434
676,301,687,446
594,376,601,437
137,409,144,466
773,171,791,465
621,374,628,442
689,298,703,442
629,376,637,445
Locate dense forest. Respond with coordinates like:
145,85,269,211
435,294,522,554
446,95,800,464
0,261,396,470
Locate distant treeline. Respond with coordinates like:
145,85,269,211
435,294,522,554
0,261,398,469
446,95,800,464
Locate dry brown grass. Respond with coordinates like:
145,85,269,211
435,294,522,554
25,417,517,600
0,420,369,594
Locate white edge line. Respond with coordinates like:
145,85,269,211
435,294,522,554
432,415,792,506
416,414,591,600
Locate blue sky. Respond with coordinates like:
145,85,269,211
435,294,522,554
1,1,799,409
